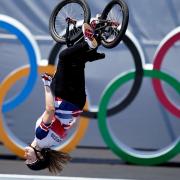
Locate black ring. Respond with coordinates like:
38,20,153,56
48,34,144,118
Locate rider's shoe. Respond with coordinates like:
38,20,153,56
41,73,52,87
82,23,98,49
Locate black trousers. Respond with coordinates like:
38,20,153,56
50,42,90,109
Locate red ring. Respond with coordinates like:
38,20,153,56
152,30,180,118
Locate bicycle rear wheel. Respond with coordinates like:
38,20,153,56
100,0,129,48
49,0,91,44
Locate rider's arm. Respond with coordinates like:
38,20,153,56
40,74,55,125
35,76,55,141
42,85,55,125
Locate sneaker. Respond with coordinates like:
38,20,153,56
41,73,52,87
82,23,98,49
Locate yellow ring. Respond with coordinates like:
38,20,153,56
0,65,89,158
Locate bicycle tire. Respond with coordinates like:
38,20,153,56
49,0,91,44
100,0,129,49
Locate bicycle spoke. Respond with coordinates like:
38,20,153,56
50,0,91,43
108,5,123,24
105,4,123,42
54,3,85,39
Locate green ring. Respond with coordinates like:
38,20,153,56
98,69,180,165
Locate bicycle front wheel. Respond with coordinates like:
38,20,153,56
100,0,129,48
49,0,91,44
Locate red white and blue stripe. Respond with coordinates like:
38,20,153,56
54,97,82,130
35,97,83,148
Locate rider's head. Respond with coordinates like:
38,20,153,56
25,145,71,174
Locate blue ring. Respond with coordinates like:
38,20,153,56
0,21,38,113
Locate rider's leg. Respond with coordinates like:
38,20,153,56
51,64,86,110
82,23,98,49
51,62,86,109
59,41,105,64
60,21,101,63
60,23,105,64
50,23,106,109
59,41,90,65
51,43,87,109
51,40,105,109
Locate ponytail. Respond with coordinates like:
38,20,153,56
41,148,72,174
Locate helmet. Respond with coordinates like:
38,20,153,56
26,146,50,171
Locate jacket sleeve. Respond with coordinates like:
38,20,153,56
35,116,52,140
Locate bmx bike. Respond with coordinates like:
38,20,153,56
49,0,129,48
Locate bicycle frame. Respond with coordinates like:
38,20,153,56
65,17,120,46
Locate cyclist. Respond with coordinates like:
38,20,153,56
24,23,105,174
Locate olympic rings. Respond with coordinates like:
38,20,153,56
98,69,180,165
0,14,179,165
0,65,89,158
0,15,41,113
152,27,180,118
48,29,145,118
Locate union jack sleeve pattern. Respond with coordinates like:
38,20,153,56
35,121,52,140
34,97,83,148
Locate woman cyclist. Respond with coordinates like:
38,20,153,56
24,23,105,174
